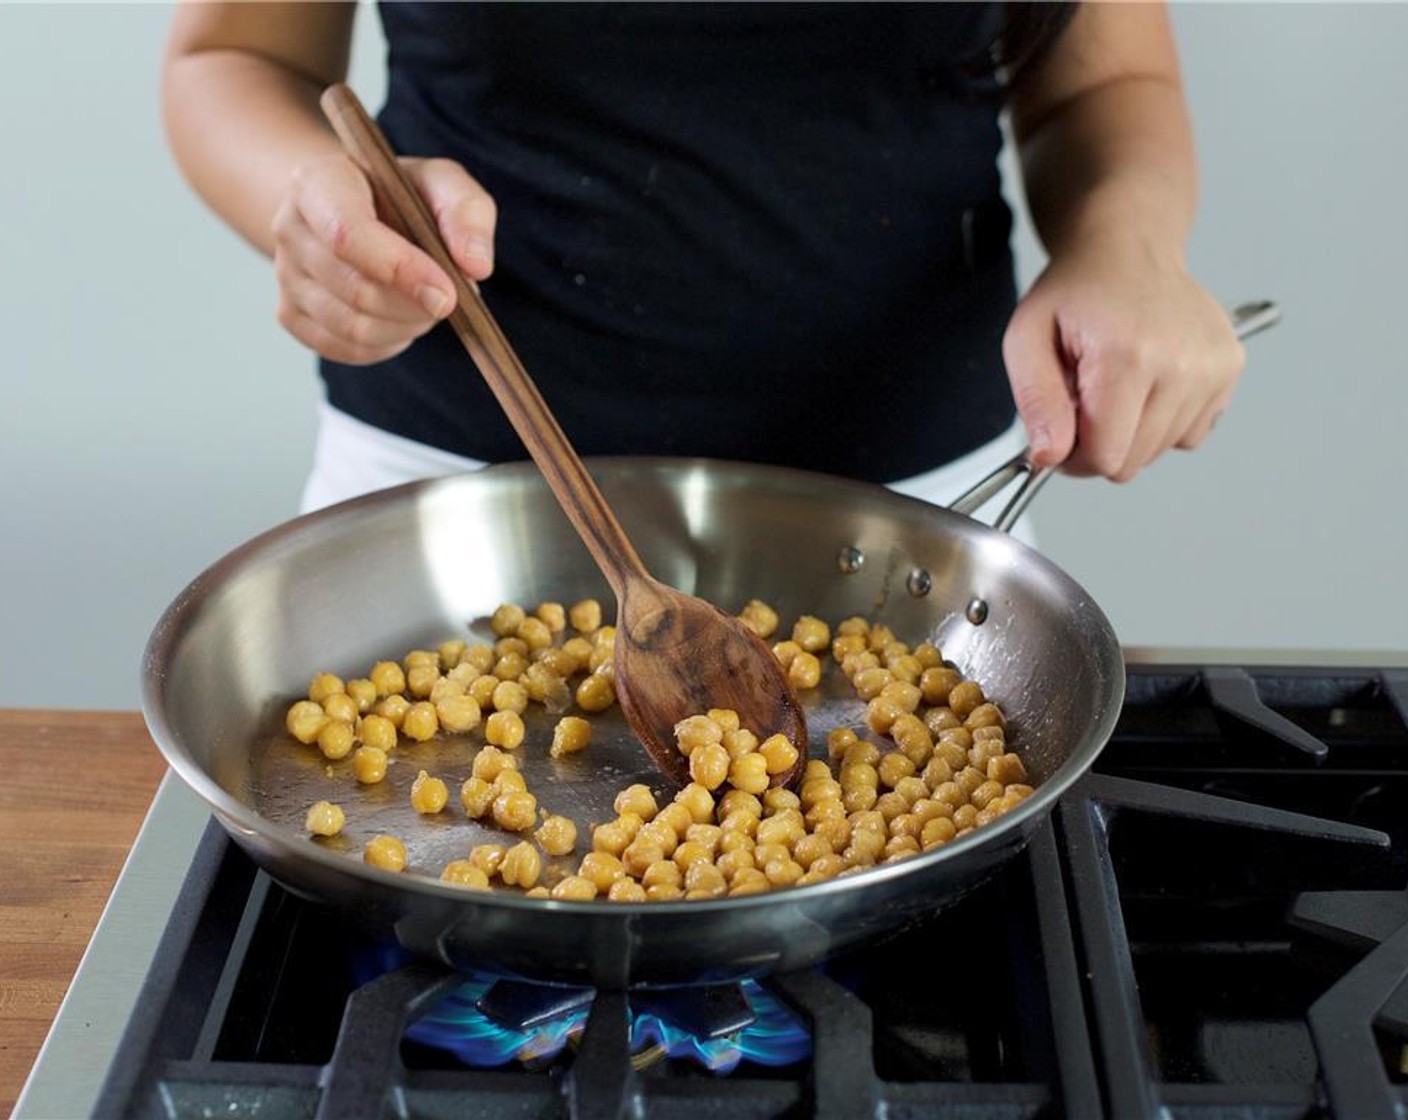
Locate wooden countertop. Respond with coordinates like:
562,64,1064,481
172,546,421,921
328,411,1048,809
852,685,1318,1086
0,710,166,1119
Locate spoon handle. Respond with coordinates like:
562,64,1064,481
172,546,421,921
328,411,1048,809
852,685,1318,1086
321,83,647,595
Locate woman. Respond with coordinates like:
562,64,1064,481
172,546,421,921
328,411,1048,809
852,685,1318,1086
161,2,1242,519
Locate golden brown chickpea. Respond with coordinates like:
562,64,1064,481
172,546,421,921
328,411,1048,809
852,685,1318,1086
342,678,376,714
654,802,693,838
884,835,921,861
755,814,804,849
569,598,603,633
469,843,508,877
737,599,779,639
306,672,343,704
968,738,1004,774
879,681,922,715
461,643,497,673
532,647,579,679
911,798,953,826
969,780,1006,811
320,693,358,726
404,649,439,669
923,706,962,737
684,863,727,897
490,680,529,715
787,652,823,690
831,634,868,663
405,663,440,700
918,666,960,706
428,695,477,736
305,800,345,836
352,745,389,784
865,623,896,652
312,720,353,761
485,710,526,750
846,829,886,866
728,753,771,796
791,615,831,653
614,784,659,821
853,666,893,701
718,789,763,819
674,714,723,757
460,777,495,819
842,651,881,680
441,861,490,889
972,726,1007,748
808,853,850,880
578,851,627,891
492,768,528,795
429,676,467,705
531,600,566,632
932,780,968,810
792,832,834,870
516,617,553,652
719,728,759,761
706,708,741,733
374,694,411,729
947,680,985,720
988,752,1029,786
354,713,395,752
888,813,924,840
955,765,986,798
1005,783,1035,803
639,820,679,858
545,716,590,759
729,868,772,896
674,783,716,825
771,640,803,670
920,816,958,848
402,701,439,742
588,645,614,675
952,803,979,831
718,828,755,854
685,822,723,850
922,757,954,790
607,878,648,902
575,673,615,714
800,769,841,802
936,730,972,761
494,652,529,681
752,841,790,869
752,735,796,778
521,663,571,710
865,696,905,736
436,639,467,670
672,840,713,870
640,859,682,890
965,702,1005,731
524,886,551,899
592,821,632,857
715,846,757,882
690,743,731,790
875,791,910,822
364,834,407,871
805,798,847,829
468,674,500,708
718,809,760,838
761,788,802,816
490,603,526,637
763,857,805,888
551,875,599,901
892,776,929,808
622,839,667,878
836,615,870,637
368,660,406,698
876,751,917,789
410,770,450,815
646,883,685,901
499,841,542,888
891,714,933,764
842,784,878,814
827,727,860,761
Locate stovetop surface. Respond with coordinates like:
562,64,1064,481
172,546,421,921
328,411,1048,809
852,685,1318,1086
43,663,1408,1118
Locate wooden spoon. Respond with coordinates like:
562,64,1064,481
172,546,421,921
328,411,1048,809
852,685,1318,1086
320,84,806,788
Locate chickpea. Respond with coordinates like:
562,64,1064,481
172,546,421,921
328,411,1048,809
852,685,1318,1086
608,879,648,902
490,602,526,637
814,817,852,852
402,701,439,742
646,883,684,902
968,738,1005,773
936,729,972,760
460,644,496,674
918,666,960,706
485,710,526,750
404,649,439,670
569,598,603,633
889,813,923,840
492,768,528,795
707,708,741,733
893,776,930,808
305,672,342,704
673,840,713,870
516,616,554,652
410,770,450,815
353,745,389,784
499,841,542,888
729,868,772,896
674,783,716,825
549,716,592,759
441,861,490,889
921,816,959,849
315,720,355,761
948,680,985,720
875,791,910,822
525,886,551,899
364,834,407,872
551,875,599,901
718,789,763,820
955,765,986,798
891,714,933,765
715,847,757,882
887,655,923,686
622,839,667,878
575,673,615,714
322,693,360,725
865,696,905,736
468,674,499,707
560,637,593,667
613,784,658,821
762,788,802,816
469,843,508,877
722,728,759,760
841,740,882,771
951,803,980,832
800,776,842,809
522,663,571,709
972,724,1007,745
965,702,1006,731
342,678,376,714
805,853,849,881
485,680,525,715
988,752,1029,786
763,857,805,888
879,681,922,715
674,714,723,757
853,667,893,701
375,693,411,728
792,832,834,870
592,821,632,857
933,780,968,810
356,713,397,752
431,639,464,670
685,822,723,850
305,800,345,837
911,798,953,826
405,663,440,700
460,777,496,818
756,814,805,849
832,634,868,663
771,640,803,670
922,757,954,790
689,743,731,790
969,780,1006,812
639,821,679,858
578,851,627,892
847,829,886,865
805,797,847,828
738,599,779,638
429,675,467,704
533,646,578,679
588,645,614,674
884,835,921,861
788,651,823,690
828,727,860,761
369,660,407,698
728,753,770,795
494,652,529,681
684,863,727,897
924,706,962,736
612,811,643,841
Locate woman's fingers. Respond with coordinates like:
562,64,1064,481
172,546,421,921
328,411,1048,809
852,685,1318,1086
1001,301,1079,468
405,157,499,280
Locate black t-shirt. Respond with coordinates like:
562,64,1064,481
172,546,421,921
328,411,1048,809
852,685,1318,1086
322,2,1018,483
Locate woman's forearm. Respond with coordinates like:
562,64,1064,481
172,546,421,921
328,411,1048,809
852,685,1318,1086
160,4,354,258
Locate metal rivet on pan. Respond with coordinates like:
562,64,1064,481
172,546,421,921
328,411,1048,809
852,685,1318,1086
965,597,989,625
906,569,932,597
837,546,865,574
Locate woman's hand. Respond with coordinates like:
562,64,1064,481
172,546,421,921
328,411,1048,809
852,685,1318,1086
271,154,498,364
1001,233,1245,481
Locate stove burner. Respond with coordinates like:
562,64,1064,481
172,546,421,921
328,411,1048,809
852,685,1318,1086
404,972,810,1073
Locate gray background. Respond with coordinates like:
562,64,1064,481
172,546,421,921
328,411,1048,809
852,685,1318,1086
1,3,1403,711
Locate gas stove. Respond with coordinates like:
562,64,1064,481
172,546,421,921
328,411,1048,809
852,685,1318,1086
17,652,1408,1119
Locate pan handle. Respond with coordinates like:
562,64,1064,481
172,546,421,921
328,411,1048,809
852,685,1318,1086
948,299,1281,533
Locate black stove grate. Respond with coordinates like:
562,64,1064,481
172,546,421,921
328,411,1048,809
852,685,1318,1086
97,664,1408,1120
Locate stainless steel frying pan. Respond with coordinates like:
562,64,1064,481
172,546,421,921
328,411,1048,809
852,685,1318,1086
141,302,1278,989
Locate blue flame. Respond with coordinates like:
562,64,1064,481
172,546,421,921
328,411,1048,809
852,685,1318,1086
403,976,811,1072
